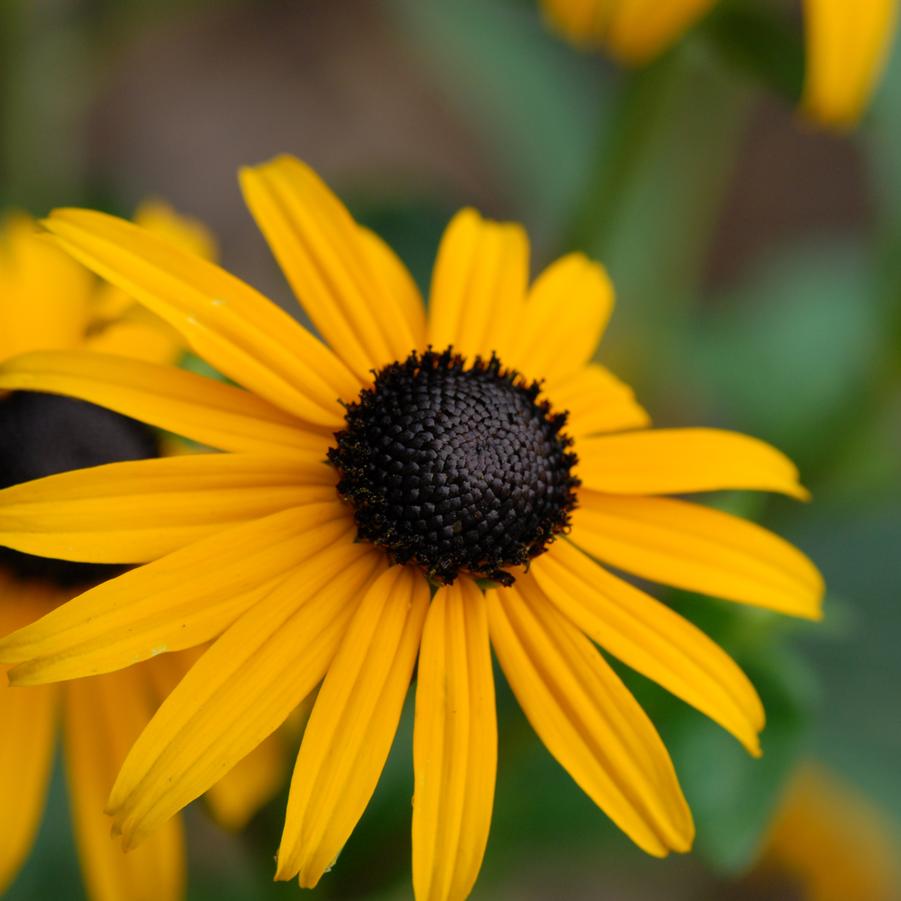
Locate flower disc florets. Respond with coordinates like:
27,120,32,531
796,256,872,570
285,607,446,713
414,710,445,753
0,392,158,587
328,348,579,586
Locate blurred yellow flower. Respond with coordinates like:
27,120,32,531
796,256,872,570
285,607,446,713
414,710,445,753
754,765,900,901
0,156,824,900
540,0,899,128
0,208,281,901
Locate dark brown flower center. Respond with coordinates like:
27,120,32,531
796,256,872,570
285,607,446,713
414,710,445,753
0,391,159,588
328,349,578,586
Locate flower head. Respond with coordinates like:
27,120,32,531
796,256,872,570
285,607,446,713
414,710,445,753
0,156,824,900
0,206,275,901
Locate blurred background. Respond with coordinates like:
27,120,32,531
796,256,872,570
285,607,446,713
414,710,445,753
2,0,900,898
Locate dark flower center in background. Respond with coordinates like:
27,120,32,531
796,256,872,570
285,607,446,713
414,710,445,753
0,392,159,588
328,348,579,586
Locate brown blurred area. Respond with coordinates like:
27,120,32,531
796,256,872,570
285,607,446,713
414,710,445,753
73,0,875,298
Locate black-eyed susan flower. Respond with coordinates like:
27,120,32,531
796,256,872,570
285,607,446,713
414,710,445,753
0,208,283,901
540,0,899,129
0,156,823,901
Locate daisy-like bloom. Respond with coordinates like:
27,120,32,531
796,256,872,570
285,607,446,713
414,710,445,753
752,765,899,901
0,208,283,901
540,0,899,129
0,156,823,901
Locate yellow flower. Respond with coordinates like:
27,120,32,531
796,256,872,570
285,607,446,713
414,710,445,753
0,156,823,901
540,0,899,128
753,765,900,901
0,207,280,901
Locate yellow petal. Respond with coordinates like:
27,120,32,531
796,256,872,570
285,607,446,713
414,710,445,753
412,577,496,901
604,0,717,64
108,543,386,849
0,453,336,564
0,349,325,454
802,0,899,128
63,667,185,901
505,254,613,386
0,593,59,893
571,492,824,618
550,364,650,438
91,198,218,325
577,428,809,499
358,226,426,343
0,213,93,360
83,317,183,367
42,208,359,426
486,584,693,857
0,594,58,894
0,504,355,684
427,209,529,363
276,566,429,886
539,0,714,64
240,156,425,381
528,542,765,755
204,729,286,831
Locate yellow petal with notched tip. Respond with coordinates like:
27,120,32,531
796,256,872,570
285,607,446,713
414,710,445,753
276,566,428,887
241,156,425,381
107,542,386,850
42,208,359,426
487,584,694,857
570,492,824,618
528,543,764,755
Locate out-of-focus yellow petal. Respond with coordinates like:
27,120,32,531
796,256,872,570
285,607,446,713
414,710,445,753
427,209,529,363
0,453,337,563
240,156,425,381
486,584,694,857
412,578,496,901
0,505,355,684
276,566,428,887
42,208,359,426
0,350,325,455
205,729,286,831
84,316,184,367
0,214,93,360
802,0,899,129
551,364,650,438
528,542,765,755
505,254,613,386
757,764,900,901
576,428,809,499
63,666,185,901
0,594,58,895
604,0,717,64
539,0,715,65
108,544,386,849
571,492,824,618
